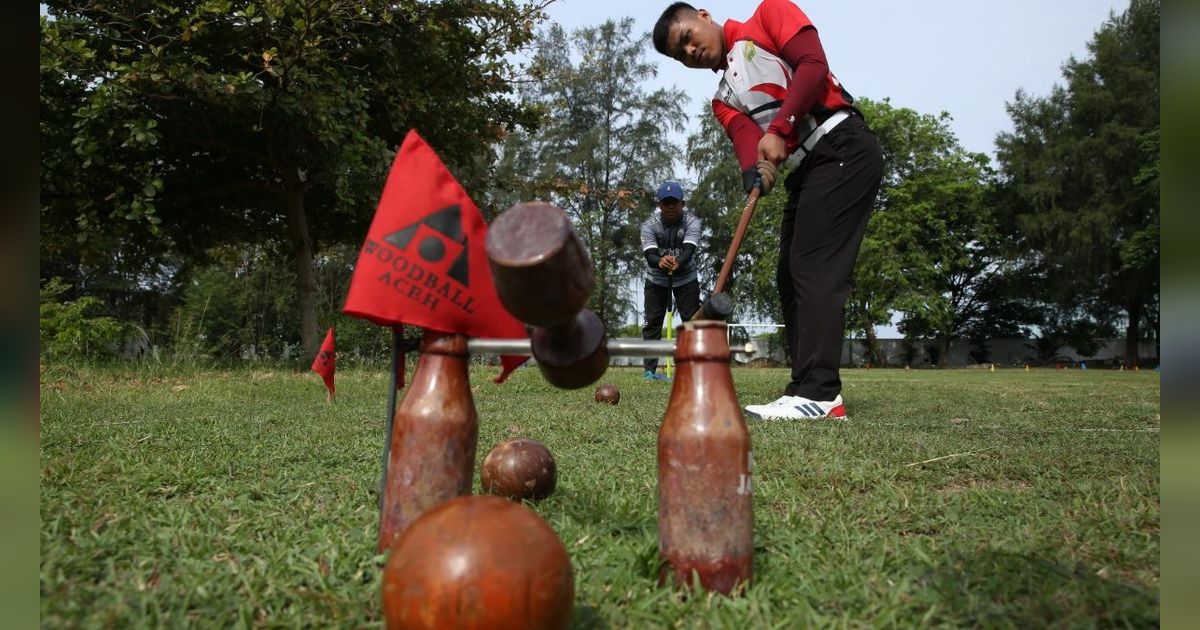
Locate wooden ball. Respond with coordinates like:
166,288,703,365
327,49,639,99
480,438,557,501
594,384,620,405
381,496,574,630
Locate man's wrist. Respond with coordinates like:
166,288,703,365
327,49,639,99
741,167,759,193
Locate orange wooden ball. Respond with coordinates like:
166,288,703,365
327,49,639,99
381,495,574,630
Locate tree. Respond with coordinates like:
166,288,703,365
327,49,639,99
849,98,1018,366
486,19,688,332
41,0,548,357
995,0,1159,366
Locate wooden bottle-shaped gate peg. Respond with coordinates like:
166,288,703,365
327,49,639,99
377,330,478,553
657,320,753,595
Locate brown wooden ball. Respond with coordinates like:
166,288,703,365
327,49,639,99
381,495,574,630
480,438,557,501
594,383,620,405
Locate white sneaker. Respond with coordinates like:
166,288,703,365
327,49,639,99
744,395,847,420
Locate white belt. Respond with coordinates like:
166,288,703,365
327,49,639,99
782,110,852,170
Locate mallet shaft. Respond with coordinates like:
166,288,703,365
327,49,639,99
467,337,756,358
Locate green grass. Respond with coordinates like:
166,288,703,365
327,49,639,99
40,363,1160,628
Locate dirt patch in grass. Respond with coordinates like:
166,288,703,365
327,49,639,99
740,357,785,368
940,479,1033,494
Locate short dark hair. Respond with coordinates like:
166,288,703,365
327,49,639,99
652,2,697,56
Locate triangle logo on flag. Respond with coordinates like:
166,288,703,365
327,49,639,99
383,205,470,287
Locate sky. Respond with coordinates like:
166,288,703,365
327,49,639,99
533,0,1125,161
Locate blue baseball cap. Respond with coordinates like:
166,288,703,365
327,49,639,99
656,180,684,202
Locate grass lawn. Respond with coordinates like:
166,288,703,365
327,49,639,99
40,363,1160,628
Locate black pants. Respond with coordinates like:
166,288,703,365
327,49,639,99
642,278,700,373
778,113,883,401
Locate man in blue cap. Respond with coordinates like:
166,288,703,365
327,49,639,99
640,180,703,381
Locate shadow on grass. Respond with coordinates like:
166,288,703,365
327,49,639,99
914,550,1158,627
571,604,610,629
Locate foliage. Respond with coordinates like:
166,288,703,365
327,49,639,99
967,339,991,365
995,0,1159,365
1026,332,1068,365
171,245,296,361
39,278,127,360
164,243,392,364
1034,314,1118,361
40,0,550,356
851,98,1021,366
616,323,643,338
488,19,688,333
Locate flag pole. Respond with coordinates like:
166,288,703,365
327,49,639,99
377,328,402,526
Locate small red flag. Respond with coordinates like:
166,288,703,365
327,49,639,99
311,327,336,400
343,130,527,381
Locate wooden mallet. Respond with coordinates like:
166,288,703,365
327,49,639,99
691,179,762,321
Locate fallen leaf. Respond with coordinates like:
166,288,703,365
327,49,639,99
950,417,968,425
171,384,189,392
91,512,115,534
147,566,161,589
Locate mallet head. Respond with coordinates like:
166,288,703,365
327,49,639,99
693,292,734,322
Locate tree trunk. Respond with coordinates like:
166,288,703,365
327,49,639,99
283,187,321,361
939,337,951,368
864,325,886,367
1124,300,1142,368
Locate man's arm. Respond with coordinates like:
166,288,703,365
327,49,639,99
674,243,695,268
676,213,702,268
713,100,766,192
644,247,663,268
683,213,703,247
765,27,829,140
640,218,661,270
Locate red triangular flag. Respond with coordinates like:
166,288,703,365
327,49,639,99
343,130,528,381
311,327,336,400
